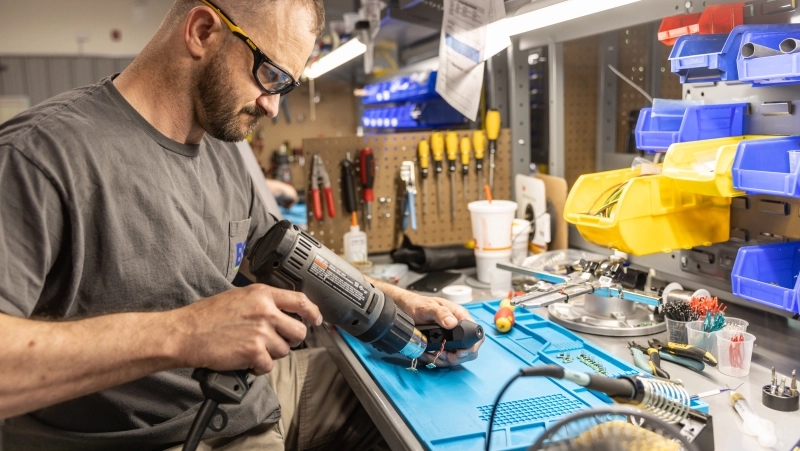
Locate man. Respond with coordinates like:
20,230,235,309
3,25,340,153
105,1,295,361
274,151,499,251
0,0,482,450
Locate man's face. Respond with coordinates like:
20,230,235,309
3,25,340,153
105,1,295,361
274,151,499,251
195,2,316,142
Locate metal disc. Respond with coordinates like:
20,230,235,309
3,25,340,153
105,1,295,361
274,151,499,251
547,295,665,337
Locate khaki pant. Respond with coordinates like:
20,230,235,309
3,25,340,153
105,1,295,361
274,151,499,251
166,345,385,451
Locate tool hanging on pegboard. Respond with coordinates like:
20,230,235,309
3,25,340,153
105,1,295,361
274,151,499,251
302,130,513,254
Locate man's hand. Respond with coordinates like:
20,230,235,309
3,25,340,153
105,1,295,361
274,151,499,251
367,277,484,368
171,284,322,375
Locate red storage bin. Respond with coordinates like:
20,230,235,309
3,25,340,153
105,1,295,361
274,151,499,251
658,3,744,45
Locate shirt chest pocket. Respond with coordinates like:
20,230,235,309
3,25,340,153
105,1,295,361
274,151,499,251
226,218,251,282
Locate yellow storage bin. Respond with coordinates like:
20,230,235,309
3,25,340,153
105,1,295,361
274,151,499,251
564,166,731,256
662,136,775,197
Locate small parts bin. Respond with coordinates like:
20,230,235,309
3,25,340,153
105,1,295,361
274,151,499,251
361,98,466,129
635,101,748,153
670,25,787,84
361,71,438,105
732,241,800,314
662,136,774,197
564,166,731,256
736,25,800,87
731,135,800,197
658,3,744,46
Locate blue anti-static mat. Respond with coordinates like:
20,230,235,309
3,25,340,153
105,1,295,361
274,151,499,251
341,300,709,451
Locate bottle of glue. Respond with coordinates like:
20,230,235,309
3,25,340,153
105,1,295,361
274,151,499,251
344,212,368,264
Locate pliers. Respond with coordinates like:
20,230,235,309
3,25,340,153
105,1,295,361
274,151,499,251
311,154,336,221
628,341,670,379
649,339,716,368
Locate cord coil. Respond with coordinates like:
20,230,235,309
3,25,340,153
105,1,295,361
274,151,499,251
635,377,692,424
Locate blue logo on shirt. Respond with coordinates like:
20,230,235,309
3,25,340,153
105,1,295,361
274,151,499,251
233,241,246,272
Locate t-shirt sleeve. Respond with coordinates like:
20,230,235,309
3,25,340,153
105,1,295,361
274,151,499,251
244,172,277,258
0,145,64,318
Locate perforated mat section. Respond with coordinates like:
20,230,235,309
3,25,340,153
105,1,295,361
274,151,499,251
477,394,585,426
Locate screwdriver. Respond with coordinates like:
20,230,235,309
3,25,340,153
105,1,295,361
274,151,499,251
485,109,501,191
460,137,470,201
473,130,485,200
360,148,375,230
418,140,430,217
430,132,444,216
445,131,458,221
342,152,358,219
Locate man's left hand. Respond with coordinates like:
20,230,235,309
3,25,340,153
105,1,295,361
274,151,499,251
393,292,484,368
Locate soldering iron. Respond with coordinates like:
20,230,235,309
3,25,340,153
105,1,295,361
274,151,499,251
183,219,483,450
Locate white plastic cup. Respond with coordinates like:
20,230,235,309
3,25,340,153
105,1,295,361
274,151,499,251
475,249,512,284
490,268,512,298
716,331,756,377
511,219,531,265
468,200,518,252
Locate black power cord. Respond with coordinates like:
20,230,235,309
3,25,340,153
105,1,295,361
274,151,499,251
183,369,250,451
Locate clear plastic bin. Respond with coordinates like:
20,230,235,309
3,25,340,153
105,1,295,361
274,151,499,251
716,330,756,377
663,135,774,197
666,317,691,345
731,241,800,314
731,135,800,197
686,320,716,353
564,166,731,256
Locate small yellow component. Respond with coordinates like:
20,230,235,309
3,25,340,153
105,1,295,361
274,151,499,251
495,317,513,333
499,298,516,311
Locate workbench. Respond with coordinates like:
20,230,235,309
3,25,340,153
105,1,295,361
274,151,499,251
316,259,800,451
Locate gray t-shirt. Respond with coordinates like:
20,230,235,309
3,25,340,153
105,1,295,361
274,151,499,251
0,77,279,450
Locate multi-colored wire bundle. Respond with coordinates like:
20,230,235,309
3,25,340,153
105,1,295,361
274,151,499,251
690,296,727,332
586,182,630,218
662,300,699,322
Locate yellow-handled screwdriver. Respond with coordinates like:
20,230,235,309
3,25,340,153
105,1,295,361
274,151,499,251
460,137,471,201
430,132,445,216
485,109,501,191
417,140,430,217
473,130,486,200
445,131,458,221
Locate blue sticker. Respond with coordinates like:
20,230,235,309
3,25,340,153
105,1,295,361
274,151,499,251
233,241,246,272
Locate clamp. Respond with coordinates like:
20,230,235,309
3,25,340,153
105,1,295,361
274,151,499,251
311,154,336,221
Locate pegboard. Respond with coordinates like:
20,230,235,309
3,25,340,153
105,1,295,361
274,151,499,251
302,130,513,254
563,36,599,189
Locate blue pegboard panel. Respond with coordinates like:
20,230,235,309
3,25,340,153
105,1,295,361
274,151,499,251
341,301,708,450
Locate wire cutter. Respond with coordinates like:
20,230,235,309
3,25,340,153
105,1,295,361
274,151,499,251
311,154,336,221
628,341,670,379
649,339,717,367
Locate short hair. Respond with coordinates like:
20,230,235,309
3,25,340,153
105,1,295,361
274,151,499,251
167,0,325,37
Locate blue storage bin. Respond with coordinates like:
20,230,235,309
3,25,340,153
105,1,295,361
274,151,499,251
731,135,800,197
736,25,800,86
670,25,790,84
362,72,439,105
732,242,800,313
635,102,748,153
362,99,467,130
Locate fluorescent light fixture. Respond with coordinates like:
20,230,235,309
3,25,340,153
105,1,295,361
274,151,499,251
304,39,367,79
500,0,641,37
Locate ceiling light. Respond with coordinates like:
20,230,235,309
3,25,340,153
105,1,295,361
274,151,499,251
304,39,367,79
501,0,641,37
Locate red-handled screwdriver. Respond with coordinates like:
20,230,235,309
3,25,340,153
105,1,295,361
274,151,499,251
360,148,375,230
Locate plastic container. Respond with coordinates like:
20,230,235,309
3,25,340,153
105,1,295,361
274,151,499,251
563,166,731,256
635,103,748,153
717,330,756,377
658,3,744,46
362,71,439,105
490,267,513,298
343,222,368,264
475,249,512,284
666,317,691,345
361,98,467,129
663,135,774,197
468,200,518,251
670,25,785,84
686,320,717,353
723,317,749,333
731,135,800,197
731,241,800,314
511,219,531,265
737,25,800,87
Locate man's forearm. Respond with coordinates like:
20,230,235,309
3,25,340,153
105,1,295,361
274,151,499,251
366,276,414,308
0,311,182,420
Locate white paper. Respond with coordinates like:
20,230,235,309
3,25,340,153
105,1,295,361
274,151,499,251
436,0,507,121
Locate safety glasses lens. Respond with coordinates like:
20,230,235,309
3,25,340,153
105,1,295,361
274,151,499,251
257,62,293,93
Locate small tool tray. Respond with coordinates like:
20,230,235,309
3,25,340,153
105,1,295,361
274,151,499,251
341,301,708,450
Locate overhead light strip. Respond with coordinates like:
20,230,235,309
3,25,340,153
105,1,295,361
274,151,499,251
499,0,641,37
304,38,367,79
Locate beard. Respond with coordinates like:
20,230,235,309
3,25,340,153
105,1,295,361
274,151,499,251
196,49,265,143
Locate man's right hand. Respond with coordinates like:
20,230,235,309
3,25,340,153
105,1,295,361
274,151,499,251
170,284,323,375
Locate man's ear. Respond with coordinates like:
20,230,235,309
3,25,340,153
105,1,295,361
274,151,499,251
184,6,222,59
